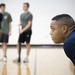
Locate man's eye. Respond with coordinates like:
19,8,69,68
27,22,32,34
51,28,55,31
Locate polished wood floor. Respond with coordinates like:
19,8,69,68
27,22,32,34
0,47,75,75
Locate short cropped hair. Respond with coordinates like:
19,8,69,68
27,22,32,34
0,3,6,7
52,14,75,30
23,2,29,8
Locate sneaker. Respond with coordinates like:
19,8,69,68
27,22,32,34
0,57,7,62
13,57,21,62
23,57,29,63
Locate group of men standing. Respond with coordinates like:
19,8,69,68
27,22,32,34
0,3,33,63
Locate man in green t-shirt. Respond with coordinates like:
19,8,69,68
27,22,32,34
13,3,33,63
0,3,12,62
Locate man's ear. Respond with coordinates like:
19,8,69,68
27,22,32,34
62,25,68,34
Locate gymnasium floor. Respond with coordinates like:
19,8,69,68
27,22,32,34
0,46,74,75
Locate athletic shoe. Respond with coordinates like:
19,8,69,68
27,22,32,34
13,57,21,62
23,57,29,63
0,57,7,62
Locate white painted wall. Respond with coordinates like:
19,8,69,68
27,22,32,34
0,0,75,45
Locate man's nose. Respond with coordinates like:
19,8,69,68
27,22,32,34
50,31,52,35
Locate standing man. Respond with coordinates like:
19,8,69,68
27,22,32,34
14,3,33,62
0,3,12,62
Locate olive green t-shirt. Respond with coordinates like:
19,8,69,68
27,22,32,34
20,12,33,31
1,12,12,34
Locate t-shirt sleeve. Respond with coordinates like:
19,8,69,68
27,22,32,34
8,14,12,23
28,14,33,21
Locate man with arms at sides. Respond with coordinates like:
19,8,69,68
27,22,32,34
50,14,75,67
13,3,33,63
0,3,12,62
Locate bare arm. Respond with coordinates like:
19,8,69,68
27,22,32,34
9,23,12,35
19,21,22,26
20,21,32,34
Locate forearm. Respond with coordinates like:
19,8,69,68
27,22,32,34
19,21,32,34
9,23,12,32
22,24,32,32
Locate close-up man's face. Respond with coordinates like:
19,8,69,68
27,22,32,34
23,4,29,11
0,6,5,12
50,21,65,43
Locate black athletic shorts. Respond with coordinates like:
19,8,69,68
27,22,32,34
18,30,32,43
0,33,9,43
